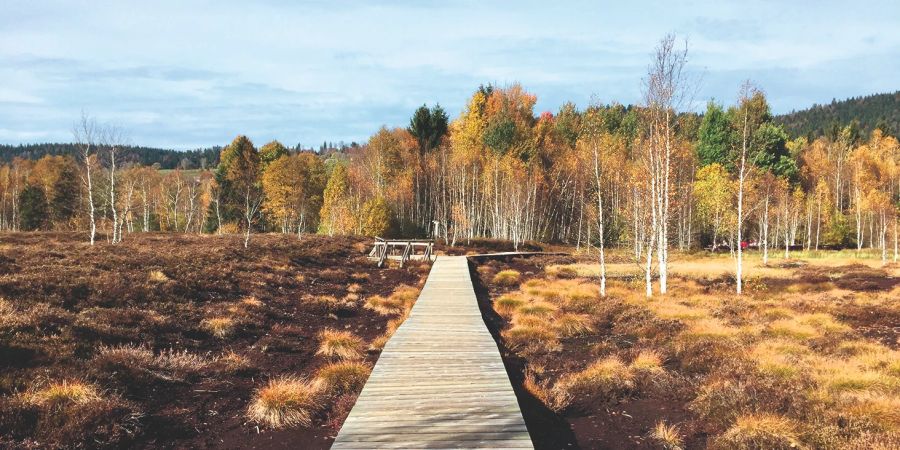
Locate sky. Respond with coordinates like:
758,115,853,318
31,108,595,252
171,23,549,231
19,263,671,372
1,0,898,149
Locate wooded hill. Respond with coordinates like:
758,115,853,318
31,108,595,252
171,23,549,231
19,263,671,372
0,143,222,170
776,91,900,140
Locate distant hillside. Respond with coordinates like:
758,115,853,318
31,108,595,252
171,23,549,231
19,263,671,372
776,91,900,139
0,143,221,170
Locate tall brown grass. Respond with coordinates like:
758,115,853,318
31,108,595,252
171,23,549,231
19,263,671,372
246,376,322,428
316,329,365,360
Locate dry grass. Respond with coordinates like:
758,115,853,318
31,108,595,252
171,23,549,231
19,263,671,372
215,350,252,373
551,357,634,410
202,316,235,338
502,325,560,353
516,300,558,317
713,413,802,450
631,349,665,374
246,376,322,428
316,329,365,360
483,251,900,448
316,361,371,396
650,420,684,450
94,344,211,381
364,295,405,315
364,284,419,316
751,339,811,379
350,272,370,282
148,270,171,282
25,380,102,408
307,294,355,311
492,269,521,286
241,296,263,307
554,313,594,337
494,294,526,317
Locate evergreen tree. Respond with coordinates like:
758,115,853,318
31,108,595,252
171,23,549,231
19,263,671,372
751,123,795,180
49,159,79,225
19,185,47,231
206,135,260,231
696,101,732,167
408,104,449,156
259,140,289,169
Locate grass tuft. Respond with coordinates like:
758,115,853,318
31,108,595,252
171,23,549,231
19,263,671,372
551,357,634,410
316,361,371,396
492,269,521,286
148,270,171,282
316,329,365,360
494,294,526,317
25,380,102,408
247,376,322,428
713,413,802,450
516,301,558,317
554,313,594,337
241,296,263,307
502,325,559,353
364,295,405,315
202,316,235,338
650,420,684,450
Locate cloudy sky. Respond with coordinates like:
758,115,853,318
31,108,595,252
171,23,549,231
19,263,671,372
2,0,898,149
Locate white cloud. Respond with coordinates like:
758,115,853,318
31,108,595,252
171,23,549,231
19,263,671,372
1,0,898,148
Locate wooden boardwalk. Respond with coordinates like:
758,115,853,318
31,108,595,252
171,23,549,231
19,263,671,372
332,256,533,449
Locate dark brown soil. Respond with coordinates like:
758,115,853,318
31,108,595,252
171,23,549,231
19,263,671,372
0,232,426,449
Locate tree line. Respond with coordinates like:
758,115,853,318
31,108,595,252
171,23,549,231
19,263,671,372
0,143,222,170
775,91,900,141
0,35,897,295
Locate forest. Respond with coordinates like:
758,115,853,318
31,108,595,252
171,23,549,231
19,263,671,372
0,38,898,269
776,91,900,140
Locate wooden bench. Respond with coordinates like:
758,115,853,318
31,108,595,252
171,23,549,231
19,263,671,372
368,237,435,268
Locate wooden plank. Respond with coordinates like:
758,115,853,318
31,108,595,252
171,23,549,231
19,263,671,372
331,255,532,449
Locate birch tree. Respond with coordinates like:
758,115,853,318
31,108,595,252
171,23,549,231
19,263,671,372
733,82,767,294
642,34,692,296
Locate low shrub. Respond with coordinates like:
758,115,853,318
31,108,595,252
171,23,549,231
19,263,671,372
319,268,346,282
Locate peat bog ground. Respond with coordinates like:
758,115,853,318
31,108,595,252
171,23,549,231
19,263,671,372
472,252,900,449
0,232,427,449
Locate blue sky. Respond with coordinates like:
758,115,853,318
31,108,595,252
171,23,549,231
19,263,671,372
1,0,898,149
